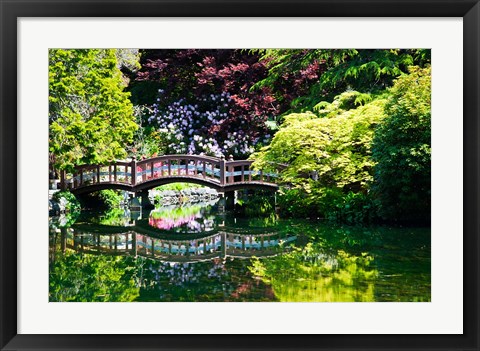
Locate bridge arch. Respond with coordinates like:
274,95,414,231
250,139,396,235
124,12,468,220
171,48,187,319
71,183,133,196
134,176,225,192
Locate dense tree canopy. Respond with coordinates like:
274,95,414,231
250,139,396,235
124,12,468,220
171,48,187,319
252,49,430,114
49,49,138,171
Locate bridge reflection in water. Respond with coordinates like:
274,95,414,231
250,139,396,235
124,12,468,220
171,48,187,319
50,227,297,264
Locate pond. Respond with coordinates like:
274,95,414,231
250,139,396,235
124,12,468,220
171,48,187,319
49,197,431,302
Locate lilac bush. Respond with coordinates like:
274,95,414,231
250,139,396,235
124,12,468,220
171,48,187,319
147,90,269,158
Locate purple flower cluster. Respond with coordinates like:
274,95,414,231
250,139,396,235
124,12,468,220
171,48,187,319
148,91,260,158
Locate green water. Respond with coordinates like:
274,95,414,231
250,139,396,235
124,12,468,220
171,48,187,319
49,201,430,302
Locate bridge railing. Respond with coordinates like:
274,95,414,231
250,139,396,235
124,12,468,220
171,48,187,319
223,160,282,184
63,161,135,190
135,155,222,185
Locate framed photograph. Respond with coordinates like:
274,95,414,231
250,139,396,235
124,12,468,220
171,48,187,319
1,0,478,350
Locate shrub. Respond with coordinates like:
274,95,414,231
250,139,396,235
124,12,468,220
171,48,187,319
372,66,431,224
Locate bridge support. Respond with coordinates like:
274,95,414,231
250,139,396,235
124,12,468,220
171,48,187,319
138,190,154,210
218,191,236,212
129,190,154,210
225,191,235,210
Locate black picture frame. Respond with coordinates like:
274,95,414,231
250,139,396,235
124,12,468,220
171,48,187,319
1,1,478,350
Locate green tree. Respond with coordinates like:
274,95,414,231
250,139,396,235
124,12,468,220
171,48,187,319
251,49,429,115
251,93,386,221
372,66,431,223
49,49,138,171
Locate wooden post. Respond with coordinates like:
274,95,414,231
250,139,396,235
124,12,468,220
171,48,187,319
160,161,164,177
194,160,198,176
97,166,101,183
80,169,83,186
202,162,206,179
142,163,147,182
109,165,112,182
113,165,117,182
228,155,234,184
185,159,189,175
241,166,244,182
219,156,226,186
151,161,154,179
168,160,171,176
130,157,136,185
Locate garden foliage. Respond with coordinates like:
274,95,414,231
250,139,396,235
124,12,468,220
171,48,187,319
48,49,431,224
130,50,276,158
372,66,431,223
251,92,387,223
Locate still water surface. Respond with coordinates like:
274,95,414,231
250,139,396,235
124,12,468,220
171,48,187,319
49,199,430,302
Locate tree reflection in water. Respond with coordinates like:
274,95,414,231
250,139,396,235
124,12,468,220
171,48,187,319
49,201,430,302
250,243,377,302
136,257,277,302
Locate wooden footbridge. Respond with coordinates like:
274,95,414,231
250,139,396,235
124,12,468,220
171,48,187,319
60,154,283,195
